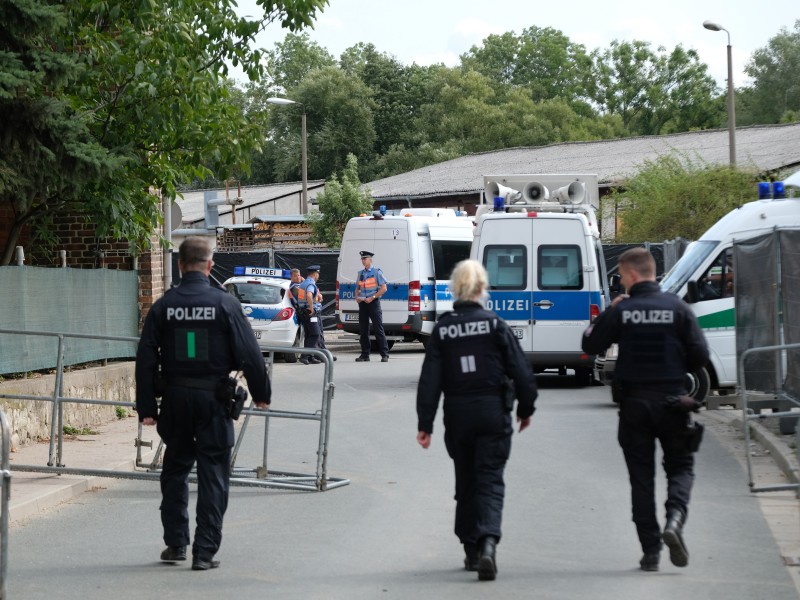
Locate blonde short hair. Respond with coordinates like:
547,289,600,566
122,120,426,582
450,260,488,302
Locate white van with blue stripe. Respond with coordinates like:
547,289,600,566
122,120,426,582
471,174,609,385
336,209,474,346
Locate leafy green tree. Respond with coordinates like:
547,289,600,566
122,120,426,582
263,32,336,94
460,26,594,103
308,154,373,246
608,155,756,242
740,20,800,124
340,43,425,158
1,0,326,265
592,41,719,136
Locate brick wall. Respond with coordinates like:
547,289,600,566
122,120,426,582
0,207,165,331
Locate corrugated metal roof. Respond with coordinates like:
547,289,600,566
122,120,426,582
176,180,325,223
365,123,800,200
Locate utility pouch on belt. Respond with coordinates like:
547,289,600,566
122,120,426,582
672,420,704,454
215,377,249,420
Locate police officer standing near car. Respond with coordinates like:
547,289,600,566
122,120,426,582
135,236,270,571
416,259,537,582
287,268,303,310
355,250,389,362
296,265,322,365
582,247,709,572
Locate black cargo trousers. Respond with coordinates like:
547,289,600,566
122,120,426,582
442,394,513,546
617,390,694,554
157,384,234,562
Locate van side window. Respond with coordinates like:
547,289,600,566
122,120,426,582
432,240,472,280
483,246,526,289
538,245,583,290
697,249,734,300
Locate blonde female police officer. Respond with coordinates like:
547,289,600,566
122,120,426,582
355,250,389,362
135,237,270,570
416,259,537,581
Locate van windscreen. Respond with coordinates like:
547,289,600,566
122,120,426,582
432,240,472,280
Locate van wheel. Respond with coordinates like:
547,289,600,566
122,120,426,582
283,330,303,364
685,367,710,403
575,367,593,387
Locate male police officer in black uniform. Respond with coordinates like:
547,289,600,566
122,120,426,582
582,248,709,572
136,237,270,571
416,260,537,581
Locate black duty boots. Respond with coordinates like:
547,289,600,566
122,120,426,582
160,546,186,562
477,536,498,581
463,543,479,571
639,552,660,572
662,509,689,567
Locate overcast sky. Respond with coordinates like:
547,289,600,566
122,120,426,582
235,0,798,90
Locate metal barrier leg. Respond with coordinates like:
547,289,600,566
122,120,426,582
0,411,12,600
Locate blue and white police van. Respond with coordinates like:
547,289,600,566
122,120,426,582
222,266,302,362
336,208,474,347
471,174,609,386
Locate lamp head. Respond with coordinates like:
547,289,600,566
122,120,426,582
703,20,723,31
266,97,298,106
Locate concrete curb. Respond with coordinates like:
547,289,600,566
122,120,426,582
701,409,800,485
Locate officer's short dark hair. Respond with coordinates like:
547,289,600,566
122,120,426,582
179,237,212,266
619,247,655,277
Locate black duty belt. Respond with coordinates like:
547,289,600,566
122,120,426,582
166,376,224,391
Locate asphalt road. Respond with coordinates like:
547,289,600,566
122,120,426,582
7,344,798,599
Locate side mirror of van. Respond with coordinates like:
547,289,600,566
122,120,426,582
608,274,622,299
685,280,699,304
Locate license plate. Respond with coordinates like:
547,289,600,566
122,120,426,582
511,327,523,340
344,313,360,322
254,331,261,339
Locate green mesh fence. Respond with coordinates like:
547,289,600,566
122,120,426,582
0,267,139,375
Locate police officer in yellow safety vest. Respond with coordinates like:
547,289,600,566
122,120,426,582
355,250,389,362
296,265,323,365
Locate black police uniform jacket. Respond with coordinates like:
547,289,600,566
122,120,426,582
416,301,537,433
135,271,270,421
582,281,709,388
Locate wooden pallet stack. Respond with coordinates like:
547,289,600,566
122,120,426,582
216,221,326,251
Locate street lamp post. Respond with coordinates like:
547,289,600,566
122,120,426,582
703,20,736,166
267,97,308,214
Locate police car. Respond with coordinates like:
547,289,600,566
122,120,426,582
222,266,303,363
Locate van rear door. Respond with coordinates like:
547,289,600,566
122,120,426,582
372,220,411,328
531,217,597,361
480,218,534,352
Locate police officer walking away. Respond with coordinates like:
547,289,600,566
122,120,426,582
582,248,709,572
416,259,537,581
135,237,270,570
296,265,323,365
355,250,389,362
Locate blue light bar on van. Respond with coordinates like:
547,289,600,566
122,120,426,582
493,196,504,211
233,266,290,279
379,205,387,216
773,181,786,199
758,182,771,199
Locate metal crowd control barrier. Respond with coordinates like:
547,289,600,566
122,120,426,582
0,328,349,492
0,410,11,600
740,342,800,493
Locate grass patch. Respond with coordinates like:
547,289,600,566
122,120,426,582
62,425,99,436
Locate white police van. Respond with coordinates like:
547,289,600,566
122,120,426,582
222,266,302,362
471,174,609,385
336,208,474,346
656,178,800,399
